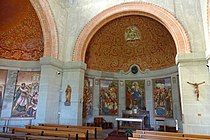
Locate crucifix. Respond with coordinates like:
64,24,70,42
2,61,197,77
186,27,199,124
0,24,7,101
187,81,205,101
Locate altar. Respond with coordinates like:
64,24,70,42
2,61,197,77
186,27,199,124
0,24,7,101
115,117,144,131
122,110,150,129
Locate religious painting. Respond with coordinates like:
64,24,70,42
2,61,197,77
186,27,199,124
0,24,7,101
153,77,173,118
0,69,8,115
125,80,146,110
82,77,94,119
12,71,40,118
99,80,118,116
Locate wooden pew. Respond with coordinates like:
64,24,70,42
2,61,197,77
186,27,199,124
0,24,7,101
26,125,95,133
9,127,86,140
132,133,202,140
0,132,67,140
38,123,102,138
135,130,210,139
184,133,210,139
128,137,155,140
26,125,95,139
39,123,103,131
136,130,184,137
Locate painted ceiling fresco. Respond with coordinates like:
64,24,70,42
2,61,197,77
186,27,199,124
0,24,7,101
85,15,177,72
0,0,44,61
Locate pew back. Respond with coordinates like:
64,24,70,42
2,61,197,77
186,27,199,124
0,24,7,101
9,127,86,139
184,134,210,139
132,133,202,140
136,130,184,137
39,123,103,131
26,125,95,134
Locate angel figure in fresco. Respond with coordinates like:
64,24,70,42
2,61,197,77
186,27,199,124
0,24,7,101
13,83,30,112
187,81,205,101
65,85,71,106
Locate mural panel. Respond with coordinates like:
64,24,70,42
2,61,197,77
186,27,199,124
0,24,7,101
82,77,94,119
153,77,173,118
12,71,40,117
99,80,118,116
0,69,8,114
125,80,146,110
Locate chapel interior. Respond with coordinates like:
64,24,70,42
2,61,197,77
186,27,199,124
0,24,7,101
0,0,210,139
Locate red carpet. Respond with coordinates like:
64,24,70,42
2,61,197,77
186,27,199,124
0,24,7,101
104,130,128,140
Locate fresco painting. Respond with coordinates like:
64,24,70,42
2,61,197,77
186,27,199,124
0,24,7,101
125,80,146,110
99,80,118,116
12,71,40,118
82,77,94,119
153,77,173,118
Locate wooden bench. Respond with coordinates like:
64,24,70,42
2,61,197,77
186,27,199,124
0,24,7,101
26,125,95,139
0,132,68,140
132,133,202,140
136,130,184,137
38,123,102,139
9,127,86,140
133,130,210,139
184,133,210,139
39,123,103,131
135,130,210,139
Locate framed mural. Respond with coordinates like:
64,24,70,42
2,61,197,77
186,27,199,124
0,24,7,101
82,77,94,120
153,77,173,118
0,69,8,115
125,80,146,110
99,79,118,116
12,71,40,118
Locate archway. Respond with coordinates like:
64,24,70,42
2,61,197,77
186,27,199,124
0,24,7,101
73,2,190,62
30,0,58,58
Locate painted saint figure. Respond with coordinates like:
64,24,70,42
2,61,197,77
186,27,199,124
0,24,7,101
65,85,71,106
13,83,29,112
26,92,38,117
187,81,205,101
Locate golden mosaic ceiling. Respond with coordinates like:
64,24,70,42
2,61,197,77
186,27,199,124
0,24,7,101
0,0,44,61
85,15,177,72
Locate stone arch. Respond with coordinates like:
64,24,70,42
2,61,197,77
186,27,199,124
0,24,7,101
73,2,191,62
30,0,58,58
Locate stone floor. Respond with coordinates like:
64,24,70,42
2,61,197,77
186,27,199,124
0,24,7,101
97,128,116,139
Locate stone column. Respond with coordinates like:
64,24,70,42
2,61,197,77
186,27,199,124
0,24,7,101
34,57,63,124
59,61,86,125
176,53,210,134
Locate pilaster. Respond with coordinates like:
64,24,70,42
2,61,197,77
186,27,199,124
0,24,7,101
34,57,63,124
176,52,210,134
59,61,87,125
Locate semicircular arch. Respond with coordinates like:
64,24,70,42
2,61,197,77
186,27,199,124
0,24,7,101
73,2,190,62
30,0,58,58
